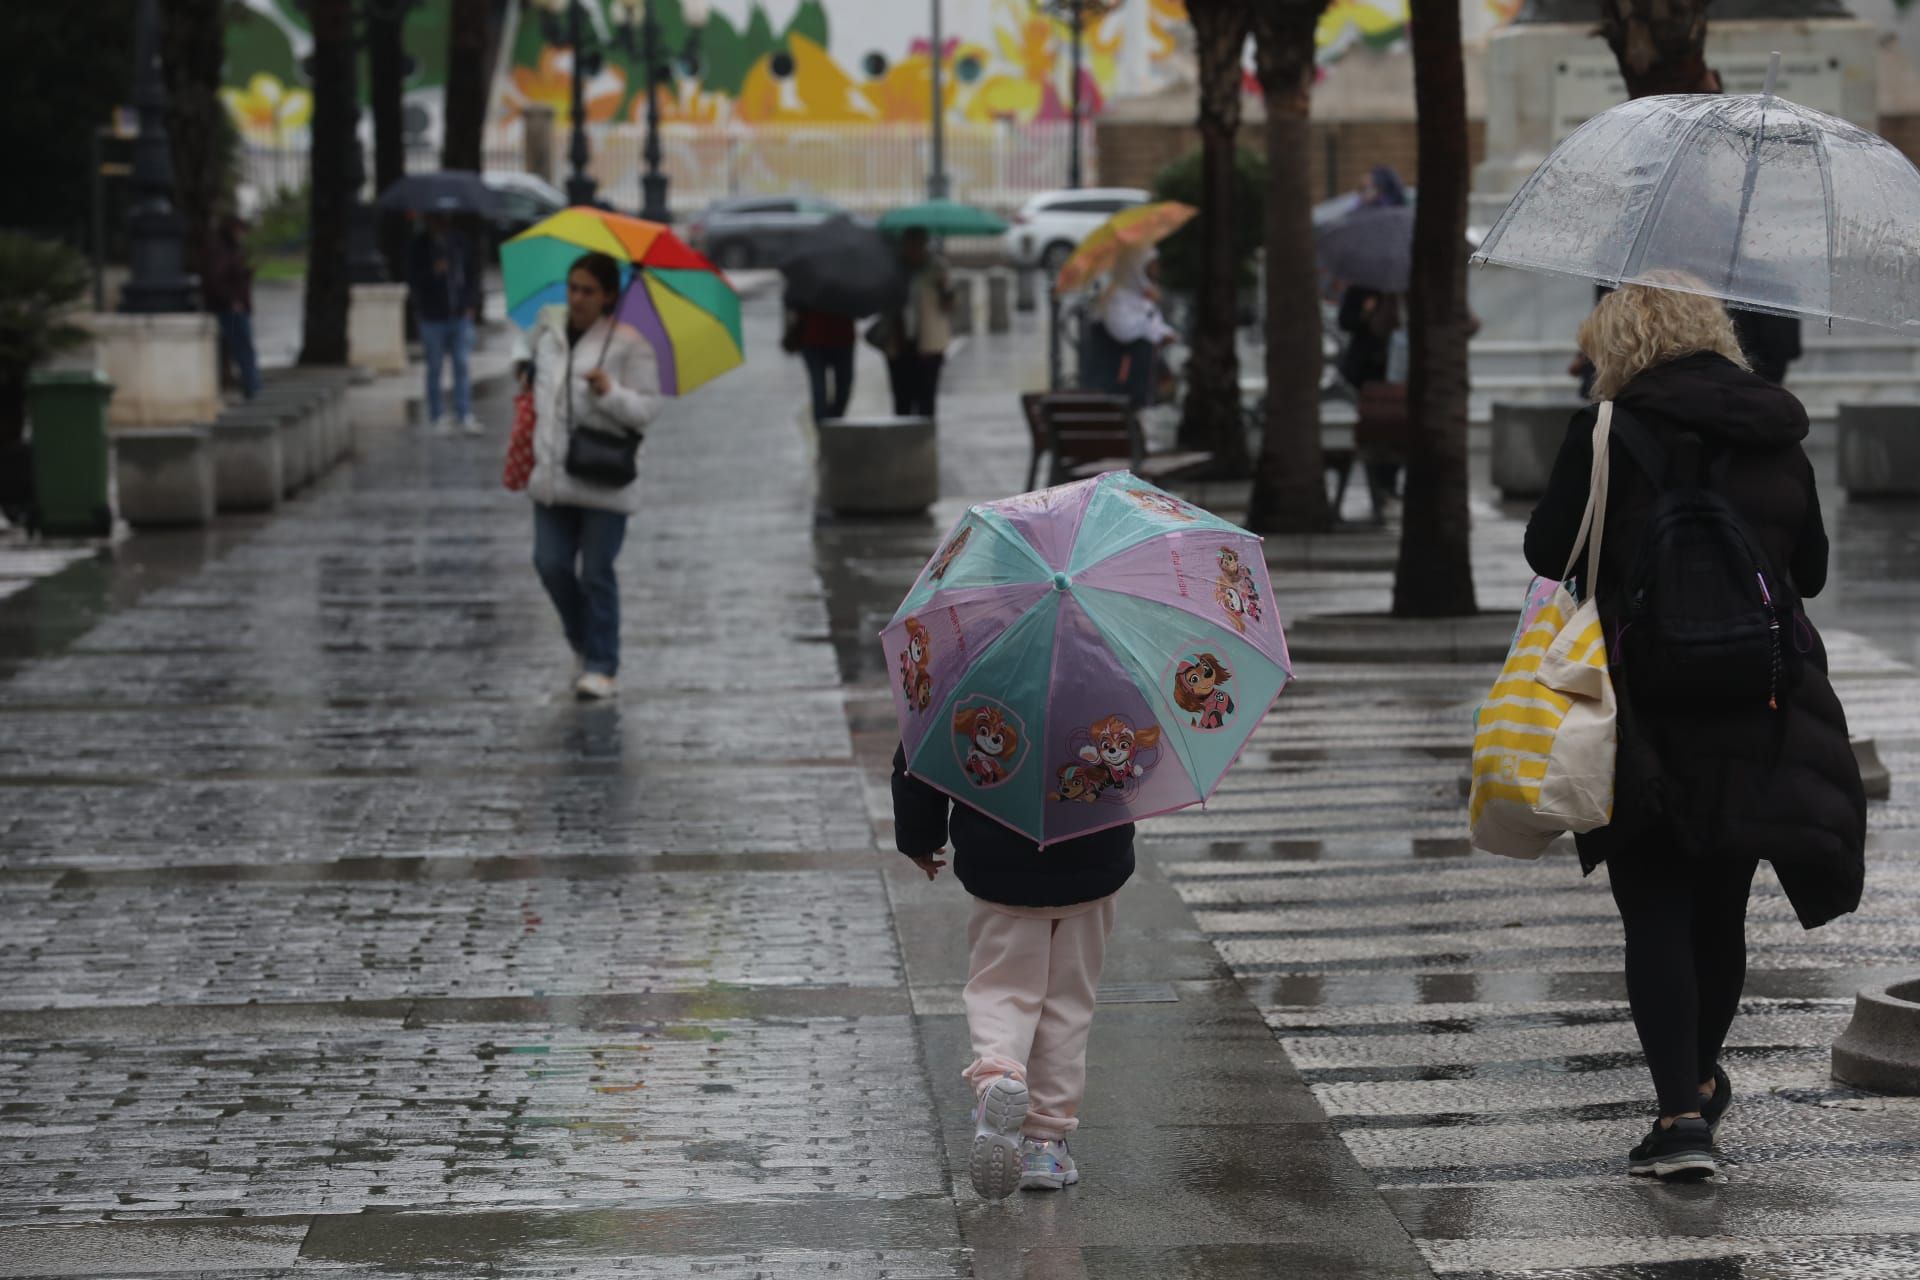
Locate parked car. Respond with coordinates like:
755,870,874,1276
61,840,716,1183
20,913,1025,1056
481,171,567,248
684,196,854,270
1003,188,1150,274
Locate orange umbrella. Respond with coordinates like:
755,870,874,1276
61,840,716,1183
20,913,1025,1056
1053,201,1198,295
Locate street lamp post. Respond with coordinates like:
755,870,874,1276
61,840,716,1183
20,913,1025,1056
927,0,948,199
1034,0,1120,192
121,0,196,314
565,0,597,206
638,3,667,220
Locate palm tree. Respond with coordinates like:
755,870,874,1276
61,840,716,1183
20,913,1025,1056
1600,0,1714,99
1391,0,1477,617
1246,0,1332,533
1177,0,1251,475
300,0,356,366
159,0,230,289
442,0,493,174
367,0,410,281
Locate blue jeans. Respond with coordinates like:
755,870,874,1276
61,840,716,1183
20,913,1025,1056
532,502,629,676
218,311,261,398
419,316,473,422
801,344,853,421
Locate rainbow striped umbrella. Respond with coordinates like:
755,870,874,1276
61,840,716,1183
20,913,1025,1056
1053,201,1197,295
500,207,743,396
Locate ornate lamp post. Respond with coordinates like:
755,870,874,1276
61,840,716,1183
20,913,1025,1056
121,0,197,313
928,0,948,199
1033,0,1121,190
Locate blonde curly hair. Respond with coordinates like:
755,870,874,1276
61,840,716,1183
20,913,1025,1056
1578,279,1749,402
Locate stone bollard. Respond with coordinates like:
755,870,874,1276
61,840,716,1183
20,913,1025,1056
816,416,938,516
349,283,410,375
1490,401,1583,499
113,426,216,527
1832,977,1920,1093
950,274,977,337
1015,267,1038,314
986,270,1013,334
1838,403,1920,499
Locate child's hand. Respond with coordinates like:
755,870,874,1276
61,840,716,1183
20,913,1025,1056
908,853,947,881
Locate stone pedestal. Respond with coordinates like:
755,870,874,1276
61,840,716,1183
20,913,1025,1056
986,270,1014,334
113,426,214,527
87,312,220,427
1832,978,1920,1093
348,283,409,375
1838,403,1920,498
950,275,977,338
816,417,938,516
1491,401,1585,498
1016,267,1038,314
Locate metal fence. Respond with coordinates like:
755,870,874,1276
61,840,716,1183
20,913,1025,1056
239,119,1094,216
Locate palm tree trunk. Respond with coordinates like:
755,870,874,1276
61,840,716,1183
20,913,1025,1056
300,0,356,366
159,0,228,294
1601,0,1713,99
1178,0,1251,475
1391,0,1477,618
442,0,490,174
367,0,409,285
1247,1,1331,533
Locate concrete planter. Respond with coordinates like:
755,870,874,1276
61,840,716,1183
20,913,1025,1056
114,427,215,527
1490,401,1583,499
1838,403,1920,499
1833,977,1920,1093
208,417,287,512
816,416,937,516
87,312,221,428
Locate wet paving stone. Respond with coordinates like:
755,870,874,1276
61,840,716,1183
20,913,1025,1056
0,1015,942,1226
0,869,899,1009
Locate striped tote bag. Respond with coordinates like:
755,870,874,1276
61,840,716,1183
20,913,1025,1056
1469,403,1618,859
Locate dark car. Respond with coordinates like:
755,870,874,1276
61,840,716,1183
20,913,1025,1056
481,172,568,250
685,195,853,270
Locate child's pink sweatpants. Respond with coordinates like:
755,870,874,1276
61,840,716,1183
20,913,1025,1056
960,893,1118,1141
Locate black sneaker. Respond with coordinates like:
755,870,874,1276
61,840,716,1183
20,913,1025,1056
1700,1065,1733,1140
1629,1117,1718,1181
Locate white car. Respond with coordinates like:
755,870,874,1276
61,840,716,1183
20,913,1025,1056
1003,187,1151,273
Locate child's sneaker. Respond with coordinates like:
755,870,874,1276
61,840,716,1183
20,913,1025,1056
1019,1137,1078,1191
968,1076,1029,1201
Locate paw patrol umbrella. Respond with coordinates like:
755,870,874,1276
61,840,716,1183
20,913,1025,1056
883,471,1292,846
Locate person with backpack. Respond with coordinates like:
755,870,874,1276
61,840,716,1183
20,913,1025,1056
1523,282,1864,1182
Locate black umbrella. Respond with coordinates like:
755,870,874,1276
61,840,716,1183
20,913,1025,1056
777,217,905,319
376,171,501,217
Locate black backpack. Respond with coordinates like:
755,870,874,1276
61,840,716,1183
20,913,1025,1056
1609,411,1790,710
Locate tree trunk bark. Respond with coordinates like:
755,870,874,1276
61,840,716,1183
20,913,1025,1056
1600,0,1714,99
1392,0,1477,618
300,0,356,366
367,0,410,285
1247,1,1331,533
160,0,228,296
442,0,490,173
1177,0,1251,476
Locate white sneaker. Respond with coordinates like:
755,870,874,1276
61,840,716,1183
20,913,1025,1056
574,671,617,700
1019,1137,1079,1190
430,416,458,438
459,415,486,437
968,1076,1028,1201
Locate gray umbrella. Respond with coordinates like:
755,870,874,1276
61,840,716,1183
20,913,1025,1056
1472,56,1920,331
376,171,502,218
777,217,905,319
1316,205,1415,293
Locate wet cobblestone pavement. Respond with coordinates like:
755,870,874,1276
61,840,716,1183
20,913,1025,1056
5,290,1920,1277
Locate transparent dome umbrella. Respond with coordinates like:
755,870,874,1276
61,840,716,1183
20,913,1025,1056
1471,55,1920,331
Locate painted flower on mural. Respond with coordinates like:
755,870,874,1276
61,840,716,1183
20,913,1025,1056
1150,0,1189,60
861,36,990,123
735,33,875,123
966,6,1115,125
220,73,313,141
508,47,628,124
630,81,724,127
1317,0,1409,62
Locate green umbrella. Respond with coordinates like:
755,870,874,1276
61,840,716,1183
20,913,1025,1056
878,199,1009,238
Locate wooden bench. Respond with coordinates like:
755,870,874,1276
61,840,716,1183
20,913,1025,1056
1031,391,1211,487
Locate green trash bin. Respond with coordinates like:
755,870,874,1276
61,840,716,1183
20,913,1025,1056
27,370,115,537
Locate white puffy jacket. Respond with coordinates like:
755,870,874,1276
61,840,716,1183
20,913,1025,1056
516,304,662,514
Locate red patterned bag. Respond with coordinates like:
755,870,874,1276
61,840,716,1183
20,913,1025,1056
502,388,536,491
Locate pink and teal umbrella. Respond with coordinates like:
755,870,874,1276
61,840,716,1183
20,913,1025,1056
884,471,1292,847
500,207,743,396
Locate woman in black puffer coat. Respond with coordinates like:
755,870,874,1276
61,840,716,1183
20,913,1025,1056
1525,283,1864,1181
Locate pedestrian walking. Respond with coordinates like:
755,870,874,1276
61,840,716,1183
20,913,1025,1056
409,212,481,437
891,744,1132,1200
876,227,952,419
1089,247,1174,409
783,301,855,423
515,252,661,701
1523,282,1864,1181
202,214,260,400
1335,166,1411,508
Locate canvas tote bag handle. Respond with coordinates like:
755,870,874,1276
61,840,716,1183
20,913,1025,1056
1561,401,1614,597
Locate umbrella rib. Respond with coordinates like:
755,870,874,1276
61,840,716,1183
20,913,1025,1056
1811,112,1839,323
1620,100,1722,284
